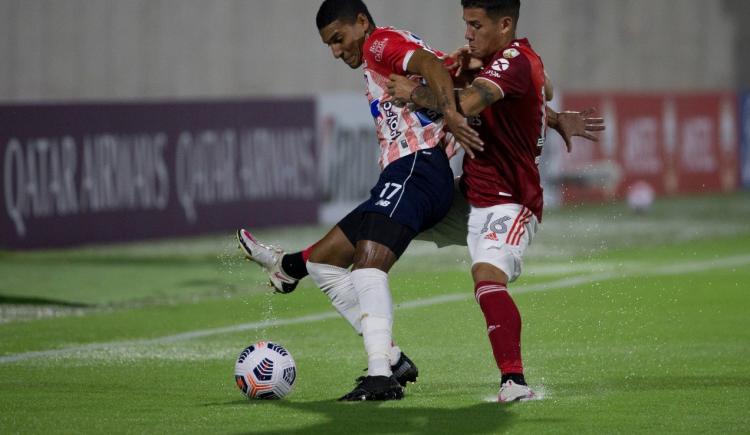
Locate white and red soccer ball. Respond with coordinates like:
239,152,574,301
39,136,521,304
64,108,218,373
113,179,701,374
234,341,296,400
627,180,655,213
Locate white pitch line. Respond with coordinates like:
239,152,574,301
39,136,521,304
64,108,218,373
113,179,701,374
1,254,748,365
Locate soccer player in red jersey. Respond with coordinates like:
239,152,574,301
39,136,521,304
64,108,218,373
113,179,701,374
386,0,563,402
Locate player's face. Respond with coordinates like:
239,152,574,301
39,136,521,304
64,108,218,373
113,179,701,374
463,7,514,60
319,15,369,69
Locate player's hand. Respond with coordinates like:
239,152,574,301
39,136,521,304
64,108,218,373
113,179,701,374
443,110,483,159
386,74,419,105
387,74,483,158
554,108,605,153
446,45,483,77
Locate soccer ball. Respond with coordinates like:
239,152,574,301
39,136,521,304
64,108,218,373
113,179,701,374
234,341,296,400
627,180,655,213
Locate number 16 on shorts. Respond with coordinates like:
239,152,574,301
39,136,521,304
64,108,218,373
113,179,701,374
467,203,538,282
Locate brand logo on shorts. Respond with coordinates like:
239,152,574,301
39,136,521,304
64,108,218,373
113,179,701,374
375,200,391,207
484,232,499,241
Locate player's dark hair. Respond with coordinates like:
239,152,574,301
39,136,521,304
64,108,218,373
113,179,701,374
461,0,520,23
316,0,375,30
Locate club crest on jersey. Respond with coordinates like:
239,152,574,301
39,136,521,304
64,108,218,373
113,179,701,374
503,48,520,59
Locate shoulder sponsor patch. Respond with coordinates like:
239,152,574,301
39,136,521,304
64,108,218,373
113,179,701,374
491,58,510,72
503,48,520,59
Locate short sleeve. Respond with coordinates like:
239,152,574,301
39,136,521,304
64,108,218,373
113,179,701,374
476,48,531,98
365,30,423,75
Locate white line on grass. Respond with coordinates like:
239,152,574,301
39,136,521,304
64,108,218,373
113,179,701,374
1,254,748,364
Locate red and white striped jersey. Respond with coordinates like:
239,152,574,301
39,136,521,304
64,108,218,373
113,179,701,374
362,27,448,170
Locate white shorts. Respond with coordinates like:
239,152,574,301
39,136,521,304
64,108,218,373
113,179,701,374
466,203,538,283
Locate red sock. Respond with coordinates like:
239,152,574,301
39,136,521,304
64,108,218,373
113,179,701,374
301,244,315,262
474,281,523,375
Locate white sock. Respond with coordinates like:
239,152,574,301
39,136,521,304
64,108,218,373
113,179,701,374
306,262,362,334
389,344,402,366
306,262,402,366
351,268,393,377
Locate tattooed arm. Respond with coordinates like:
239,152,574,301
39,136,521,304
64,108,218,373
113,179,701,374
390,76,503,118
405,49,483,152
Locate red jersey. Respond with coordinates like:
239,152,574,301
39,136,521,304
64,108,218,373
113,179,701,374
460,39,548,221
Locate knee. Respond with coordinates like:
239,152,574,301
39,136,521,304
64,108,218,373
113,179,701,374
352,241,397,272
308,245,353,269
472,262,509,285
307,261,348,289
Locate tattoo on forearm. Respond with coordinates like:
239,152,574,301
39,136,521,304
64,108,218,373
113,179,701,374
437,95,452,111
412,86,439,111
472,82,496,108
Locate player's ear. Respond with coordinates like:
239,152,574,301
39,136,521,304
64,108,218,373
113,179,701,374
356,12,370,28
499,16,514,34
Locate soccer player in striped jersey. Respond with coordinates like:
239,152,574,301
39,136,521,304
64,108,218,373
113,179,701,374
240,0,482,402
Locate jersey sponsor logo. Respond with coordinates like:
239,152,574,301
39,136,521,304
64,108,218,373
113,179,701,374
370,38,389,62
491,58,510,72
503,48,520,59
382,101,400,140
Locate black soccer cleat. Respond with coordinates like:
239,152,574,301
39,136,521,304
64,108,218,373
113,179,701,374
338,375,404,402
391,352,419,386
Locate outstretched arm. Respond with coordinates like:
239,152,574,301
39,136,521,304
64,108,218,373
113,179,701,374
546,107,606,152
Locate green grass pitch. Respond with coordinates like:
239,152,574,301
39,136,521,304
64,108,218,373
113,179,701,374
1,193,749,434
